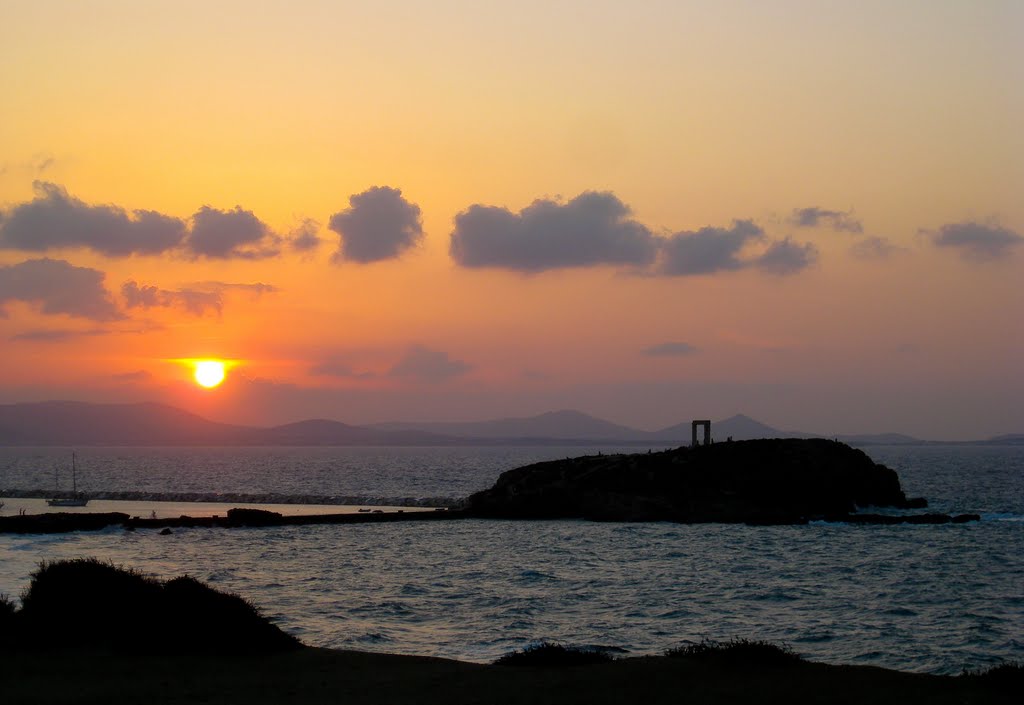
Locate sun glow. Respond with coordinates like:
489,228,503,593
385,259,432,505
193,360,226,388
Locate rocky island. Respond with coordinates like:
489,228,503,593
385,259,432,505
465,438,976,524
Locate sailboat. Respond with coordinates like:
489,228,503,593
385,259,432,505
47,453,89,507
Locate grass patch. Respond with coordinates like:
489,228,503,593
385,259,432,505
665,638,802,666
494,641,616,667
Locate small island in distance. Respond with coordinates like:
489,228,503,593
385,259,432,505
0,401,1020,446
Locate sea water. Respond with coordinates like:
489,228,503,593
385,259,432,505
1,444,1021,674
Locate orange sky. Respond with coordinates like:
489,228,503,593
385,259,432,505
1,1,1021,439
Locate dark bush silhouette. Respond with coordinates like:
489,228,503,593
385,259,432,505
665,638,802,666
960,661,1023,693
11,558,300,653
162,575,299,652
0,593,16,644
18,558,164,646
0,593,15,619
494,641,615,667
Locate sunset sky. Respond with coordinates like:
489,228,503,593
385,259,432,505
1,0,1021,440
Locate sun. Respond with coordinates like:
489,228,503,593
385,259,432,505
193,360,226,389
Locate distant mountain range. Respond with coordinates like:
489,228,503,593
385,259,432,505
0,401,1018,446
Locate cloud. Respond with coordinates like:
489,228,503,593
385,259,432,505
309,359,376,379
328,186,423,263
450,191,658,272
642,341,698,357
0,258,121,320
10,327,109,342
0,183,285,260
122,281,223,316
658,220,764,275
850,236,903,260
190,281,280,297
0,181,187,256
388,345,471,382
186,206,280,259
928,222,1023,261
791,207,863,233
112,369,153,382
755,237,819,275
289,219,322,252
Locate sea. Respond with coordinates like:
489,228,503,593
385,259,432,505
1,444,1021,674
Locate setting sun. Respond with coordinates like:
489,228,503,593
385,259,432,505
193,360,226,389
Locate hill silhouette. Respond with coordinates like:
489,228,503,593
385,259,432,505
1,400,1011,446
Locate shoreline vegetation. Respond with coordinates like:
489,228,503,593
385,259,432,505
1,560,1019,705
0,439,981,534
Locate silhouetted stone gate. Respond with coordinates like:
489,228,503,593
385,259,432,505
691,420,711,446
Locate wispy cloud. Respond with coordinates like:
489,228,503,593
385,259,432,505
309,358,377,380
289,218,322,253
122,281,223,317
10,327,109,342
850,236,904,260
111,369,153,382
642,341,698,357
790,206,863,233
388,345,472,382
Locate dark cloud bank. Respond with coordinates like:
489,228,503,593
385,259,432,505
0,182,186,256
451,192,818,276
928,222,1023,261
0,182,284,259
0,258,120,321
450,191,658,272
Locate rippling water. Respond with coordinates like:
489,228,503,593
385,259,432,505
1,444,1021,674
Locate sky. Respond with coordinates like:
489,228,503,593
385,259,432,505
0,0,1021,440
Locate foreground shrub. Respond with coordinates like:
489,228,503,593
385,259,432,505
0,593,16,639
12,558,300,653
19,558,163,644
0,593,15,619
960,661,1023,692
665,638,802,666
494,641,615,667
162,575,300,652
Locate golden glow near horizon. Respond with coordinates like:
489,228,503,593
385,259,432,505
0,1,1021,439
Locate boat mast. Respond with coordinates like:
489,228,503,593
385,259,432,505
72,452,77,495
